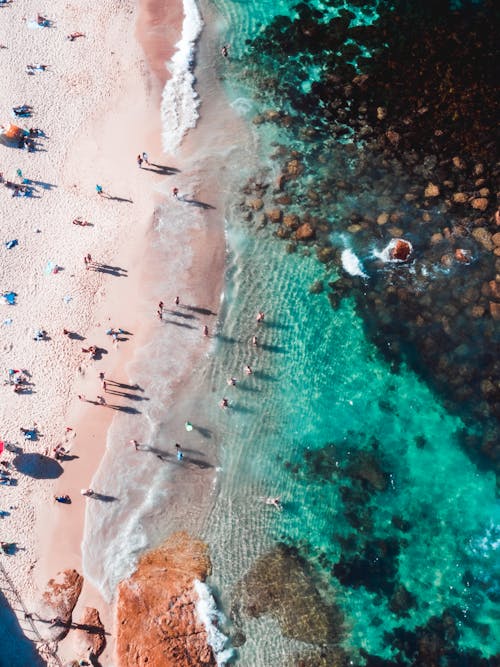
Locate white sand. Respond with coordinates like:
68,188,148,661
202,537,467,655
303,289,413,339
0,1,180,663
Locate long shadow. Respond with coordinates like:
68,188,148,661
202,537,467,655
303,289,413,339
91,264,128,277
68,332,85,341
103,194,133,203
215,334,239,345
142,164,179,175
162,319,197,330
105,390,149,401
106,404,141,414
259,343,286,354
24,178,57,190
0,591,44,666
89,492,118,502
166,309,197,320
233,384,259,394
189,424,213,439
180,196,215,210
13,453,63,479
251,370,277,381
187,457,214,470
184,305,217,316
106,381,143,391
91,347,108,361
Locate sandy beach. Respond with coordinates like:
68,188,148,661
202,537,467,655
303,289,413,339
0,0,225,664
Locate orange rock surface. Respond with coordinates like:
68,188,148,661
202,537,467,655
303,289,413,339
115,531,215,667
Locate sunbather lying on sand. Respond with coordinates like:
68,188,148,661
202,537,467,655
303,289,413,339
67,32,85,41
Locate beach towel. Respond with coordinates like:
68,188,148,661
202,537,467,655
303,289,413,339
5,239,18,249
3,292,17,305
2,319,13,326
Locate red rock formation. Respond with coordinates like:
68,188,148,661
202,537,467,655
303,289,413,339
74,607,106,661
40,569,83,640
389,238,412,261
115,532,215,667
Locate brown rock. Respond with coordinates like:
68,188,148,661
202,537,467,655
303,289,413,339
377,212,389,226
347,223,362,234
452,192,468,204
488,280,500,301
316,246,335,263
471,197,489,211
424,183,440,198
422,212,431,222
376,106,387,120
286,159,303,177
479,188,490,197
441,254,453,267
266,209,282,224
473,163,484,176
491,232,500,247
471,305,485,318
454,248,471,263
452,156,466,170
116,532,215,667
74,607,106,660
275,193,291,205
283,214,300,229
234,545,343,645
390,239,412,261
295,223,315,241
472,228,494,251
386,129,400,145
276,174,287,191
489,302,500,320
307,189,320,202
249,198,263,211
41,569,83,640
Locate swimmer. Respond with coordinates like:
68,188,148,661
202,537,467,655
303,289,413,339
80,488,95,497
256,311,265,323
221,44,229,58
262,496,282,511
219,397,229,409
227,377,237,386
244,365,253,375
252,336,258,346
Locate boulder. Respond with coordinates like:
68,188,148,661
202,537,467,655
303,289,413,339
488,280,500,301
454,248,471,263
283,214,300,229
295,223,315,240
389,238,412,261
386,129,400,145
471,197,489,211
266,209,282,224
249,198,263,211
286,159,303,177
377,212,389,226
452,156,466,170
430,232,444,245
424,183,440,198
489,302,500,320
316,247,336,263
491,232,500,247
472,227,494,251
376,106,387,120
40,569,83,641
452,192,468,204
74,607,106,661
115,532,215,667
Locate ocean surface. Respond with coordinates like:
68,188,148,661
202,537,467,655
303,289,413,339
83,0,499,665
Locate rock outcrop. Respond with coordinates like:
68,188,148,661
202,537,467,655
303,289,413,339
115,532,215,667
74,607,106,662
39,569,83,641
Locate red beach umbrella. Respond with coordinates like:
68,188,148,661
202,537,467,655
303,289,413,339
0,441,4,455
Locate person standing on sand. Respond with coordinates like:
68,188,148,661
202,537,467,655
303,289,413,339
130,439,139,450
176,443,184,461
96,184,103,196
137,154,143,168
203,325,209,336
142,152,149,165
172,187,179,199
174,295,180,306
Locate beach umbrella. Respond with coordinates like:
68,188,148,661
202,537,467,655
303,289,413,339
0,441,4,455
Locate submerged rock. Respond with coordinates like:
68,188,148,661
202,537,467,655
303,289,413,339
233,544,343,646
115,532,215,667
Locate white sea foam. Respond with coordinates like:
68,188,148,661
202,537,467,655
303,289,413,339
161,0,203,154
341,248,368,278
194,579,234,666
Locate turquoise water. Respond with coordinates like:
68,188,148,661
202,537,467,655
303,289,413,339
198,0,500,664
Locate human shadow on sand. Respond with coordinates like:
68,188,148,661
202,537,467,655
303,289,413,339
13,453,63,479
179,196,215,210
143,164,179,175
101,193,133,203
184,305,217,316
88,492,118,503
162,319,196,330
90,264,127,277
106,404,141,414
105,390,149,401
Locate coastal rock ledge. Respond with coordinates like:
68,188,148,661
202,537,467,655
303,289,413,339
115,531,215,667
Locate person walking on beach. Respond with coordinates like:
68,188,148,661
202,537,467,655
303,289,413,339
130,439,139,450
175,443,183,461
142,152,149,165
203,324,209,337
172,187,179,199
174,295,180,306
97,395,106,405
96,184,103,196
158,301,164,311
137,154,143,168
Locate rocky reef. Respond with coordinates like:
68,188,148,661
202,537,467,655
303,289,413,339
115,531,215,667
233,0,499,476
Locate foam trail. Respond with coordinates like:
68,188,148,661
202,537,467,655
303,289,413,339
161,0,203,154
341,248,368,278
194,580,234,666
